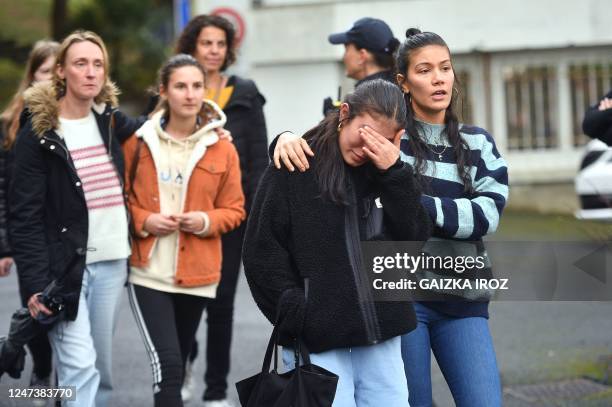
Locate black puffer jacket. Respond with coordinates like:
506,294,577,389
8,82,142,320
223,76,268,212
243,158,432,353
583,90,612,146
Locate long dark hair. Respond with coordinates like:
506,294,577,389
396,28,473,194
303,79,407,205
176,14,237,72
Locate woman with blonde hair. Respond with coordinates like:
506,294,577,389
9,30,142,406
0,38,59,398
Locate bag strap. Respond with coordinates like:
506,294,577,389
295,338,312,366
269,281,311,372
261,325,279,373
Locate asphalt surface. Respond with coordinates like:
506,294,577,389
1,267,611,406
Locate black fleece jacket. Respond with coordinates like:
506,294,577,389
243,157,432,353
583,90,612,146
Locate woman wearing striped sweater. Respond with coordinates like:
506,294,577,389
272,28,508,407
394,29,507,407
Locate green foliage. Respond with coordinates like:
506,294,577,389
0,0,52,45
0,0,174,106
0,58,24,110
66,0,173,104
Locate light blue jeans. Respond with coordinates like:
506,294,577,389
48,259,127,407
283,336,409,407
401,302,502,407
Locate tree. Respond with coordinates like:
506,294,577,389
66,0,173,103
51,0,68,40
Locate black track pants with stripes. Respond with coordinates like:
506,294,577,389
128,283,209,407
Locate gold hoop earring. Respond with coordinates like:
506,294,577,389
337,121,343,132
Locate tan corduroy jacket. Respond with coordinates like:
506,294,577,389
123,105,245,287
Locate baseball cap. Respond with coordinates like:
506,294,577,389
328,17,397,54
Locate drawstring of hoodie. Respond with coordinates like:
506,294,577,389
163,136,193,203
159,115,199,204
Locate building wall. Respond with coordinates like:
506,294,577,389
194,0,612,213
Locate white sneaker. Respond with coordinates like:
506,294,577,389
203,399,236,407
30,371,50,407
31,398,48,407
181,360,194,403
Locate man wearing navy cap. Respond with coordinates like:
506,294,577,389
321,18,399,114
328,17,399,86
270,17,402,163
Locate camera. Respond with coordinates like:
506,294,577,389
35,280,65,325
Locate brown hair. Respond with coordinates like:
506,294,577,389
153,54,217,123
175,14,237,72
1,40,59,149
52,30,118,107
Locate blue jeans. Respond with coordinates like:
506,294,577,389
401,303,501,407
283,336,409,407
48,259,127,407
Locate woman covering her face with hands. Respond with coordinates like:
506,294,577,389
243,79,432,407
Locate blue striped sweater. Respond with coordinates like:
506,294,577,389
400,120,509,318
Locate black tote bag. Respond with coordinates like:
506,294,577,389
236,325,338,407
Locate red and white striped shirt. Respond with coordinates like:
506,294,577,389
69,145,124,210
59,112,130,264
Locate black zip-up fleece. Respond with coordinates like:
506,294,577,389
243,157,432,353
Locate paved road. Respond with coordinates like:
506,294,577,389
1,268,611,406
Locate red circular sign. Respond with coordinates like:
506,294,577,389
211,7,246,46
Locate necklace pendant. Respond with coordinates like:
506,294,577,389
438,154,443,160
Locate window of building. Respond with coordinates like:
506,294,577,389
569,62,612,147
503,65,558,150
456,70,473,125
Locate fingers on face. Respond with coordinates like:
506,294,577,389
362,146,377,161
360,128,383,153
